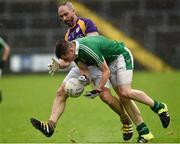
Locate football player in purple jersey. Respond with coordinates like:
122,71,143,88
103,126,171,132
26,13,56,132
31,2,133,140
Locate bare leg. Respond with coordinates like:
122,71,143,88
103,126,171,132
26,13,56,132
113,86,143,126
99,88,129,120
49,84,68,123
120,98,143,126
118,85,154,107
112,85,154,143
99,87,133,140
117,84,170,128
30,84,68,137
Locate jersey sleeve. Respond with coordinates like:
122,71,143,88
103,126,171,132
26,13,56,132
95,55,105,67
84,18,98,34
80,45,104,67
0,37,8,49
89,54,104,67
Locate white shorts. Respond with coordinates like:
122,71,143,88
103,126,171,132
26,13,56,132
63,66,80,83
63,65,111,88
109,47,134,86
88,66,111,88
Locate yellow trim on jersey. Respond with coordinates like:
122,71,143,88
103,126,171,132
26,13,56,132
64,19,86,40
77,19,86,35
64,30,69,41
71,1,173,72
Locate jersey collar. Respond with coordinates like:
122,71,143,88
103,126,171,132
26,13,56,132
70,17,79,29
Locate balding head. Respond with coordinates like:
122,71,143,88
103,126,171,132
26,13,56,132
58,2,77,27
58,2,74,11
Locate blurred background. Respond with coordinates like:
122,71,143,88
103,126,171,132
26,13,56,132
0,0,180,73
0,0,180,143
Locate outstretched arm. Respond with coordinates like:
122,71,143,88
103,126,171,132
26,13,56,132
48,58,71,75
86,32,99,36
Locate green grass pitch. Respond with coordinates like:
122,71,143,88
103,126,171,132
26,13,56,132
0,71,180,143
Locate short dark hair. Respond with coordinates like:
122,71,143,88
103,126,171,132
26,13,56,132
55,39,70,59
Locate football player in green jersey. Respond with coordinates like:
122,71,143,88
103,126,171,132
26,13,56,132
0,37,10,77
54,35,170,143
0,36,10,102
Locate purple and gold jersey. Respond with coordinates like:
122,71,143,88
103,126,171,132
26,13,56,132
64,18,98,41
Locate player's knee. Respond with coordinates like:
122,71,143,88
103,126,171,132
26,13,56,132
100,90,114,105
101,95,114,106
119,89,132,99
56,85,65,97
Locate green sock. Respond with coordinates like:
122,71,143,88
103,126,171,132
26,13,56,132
151,100,164,113
137,122,150,135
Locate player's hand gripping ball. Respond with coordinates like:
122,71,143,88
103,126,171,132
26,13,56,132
64,78,85,98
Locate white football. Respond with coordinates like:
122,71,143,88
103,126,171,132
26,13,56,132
64,78,84,98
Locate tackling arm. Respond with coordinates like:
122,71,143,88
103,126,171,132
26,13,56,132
86,32,99,36
83,61,110,99
58,59,71,69
98,61,110,90
77,61,91,85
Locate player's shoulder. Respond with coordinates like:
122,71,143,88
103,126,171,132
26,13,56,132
0,37,4,43
0,37,7,46
78,17,95,24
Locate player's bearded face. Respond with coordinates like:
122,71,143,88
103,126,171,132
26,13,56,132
58,6,76,27
64,15,74,27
